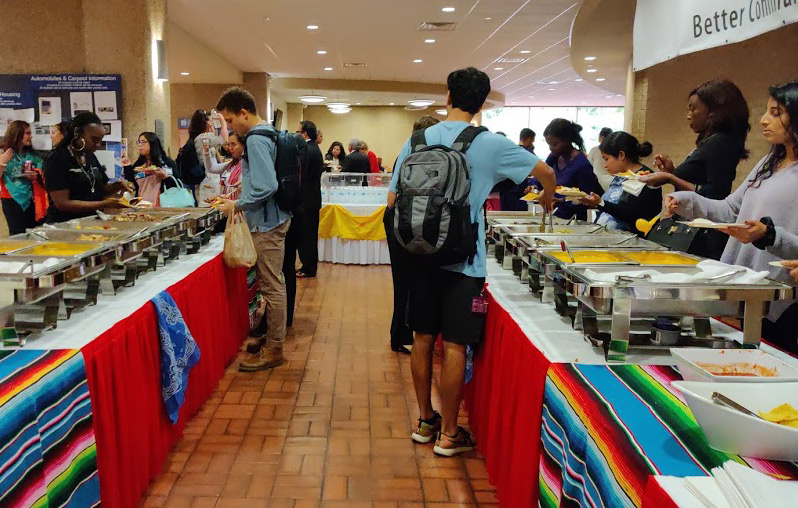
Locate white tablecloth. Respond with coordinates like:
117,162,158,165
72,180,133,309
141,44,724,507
318,203,390,265
485,256,797,365
12,236,225,350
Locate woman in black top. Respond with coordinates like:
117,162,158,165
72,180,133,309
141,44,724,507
639,79,750,258
122,132,178,201
43,112,134,223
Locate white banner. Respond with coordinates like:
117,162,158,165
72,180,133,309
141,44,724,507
634,0,798,71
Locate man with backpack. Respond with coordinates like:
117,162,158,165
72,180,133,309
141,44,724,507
388,67,556,456
214,87,296,372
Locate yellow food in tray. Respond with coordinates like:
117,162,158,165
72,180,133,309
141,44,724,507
14,242,102,257
620,251,699,266
548,251,630,264
0,240,38,254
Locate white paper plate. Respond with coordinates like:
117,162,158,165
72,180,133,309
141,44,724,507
770,261,786,268
679,221,747,229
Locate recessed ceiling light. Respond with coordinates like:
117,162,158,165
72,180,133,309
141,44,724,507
435,109,447,115
409,99,435,107
605,94,614,98
307,25,319,30
484,17,492,20
596,78,606,82
442,7,455,12
327,102,350,109
356,103,361,105
548,88,557,91
180,72,190,76
324,67,333,71
574,78,584,82
317,50,327,55
584,56,597,61
263,17,270,21
494,67,504,71
298,95,326,103
520,50,531,54
329,108,351,114
413,59,423,63
389,103,395,106
586,68,598,73
548,81,558,84
425,39,436,43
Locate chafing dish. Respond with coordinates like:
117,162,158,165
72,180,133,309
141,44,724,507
497,224,618,269
564,265,795,362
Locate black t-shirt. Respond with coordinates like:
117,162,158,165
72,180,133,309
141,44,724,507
341,151,371,174
673,132,742,199
43,145,110,223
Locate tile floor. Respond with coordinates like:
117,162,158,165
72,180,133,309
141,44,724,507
139,263,498,508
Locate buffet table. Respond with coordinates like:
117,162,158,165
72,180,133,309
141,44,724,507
466,257,798,508
317,204,390,265
3,236,252,508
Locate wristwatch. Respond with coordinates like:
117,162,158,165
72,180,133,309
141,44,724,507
753,216,776,250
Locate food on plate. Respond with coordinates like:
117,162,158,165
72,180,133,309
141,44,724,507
548,251,629,264
521,192,538,202
621,251,699,265
695,362,779,377
617,169,652,179
77,234,110,242
75,225,118,230
555,186,586,197
0,241,37,253
759,403,798,428
15,242,101,257
112,212,158,222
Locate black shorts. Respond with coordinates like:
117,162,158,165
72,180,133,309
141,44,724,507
408,266,486,346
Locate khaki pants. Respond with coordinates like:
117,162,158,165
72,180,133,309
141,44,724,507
252,220,290,349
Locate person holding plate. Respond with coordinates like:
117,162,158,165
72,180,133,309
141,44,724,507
122,132,176,207
665,82,798,351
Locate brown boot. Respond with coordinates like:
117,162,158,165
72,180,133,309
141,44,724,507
239,346,284,372
242,336,265,354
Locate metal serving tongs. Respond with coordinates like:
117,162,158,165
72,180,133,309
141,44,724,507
697,268,746,284
711,392,763,420
610,235,638,246
560,240,576,263
539,207,548,233
615,273,652,284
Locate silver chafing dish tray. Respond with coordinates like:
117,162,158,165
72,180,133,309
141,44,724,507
564,265,795,362
497,224,617,268
22,227,155,263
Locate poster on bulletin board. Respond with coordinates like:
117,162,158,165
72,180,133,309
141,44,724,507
0,74,122,150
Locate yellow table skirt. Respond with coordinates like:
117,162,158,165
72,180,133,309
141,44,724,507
318,204,387,241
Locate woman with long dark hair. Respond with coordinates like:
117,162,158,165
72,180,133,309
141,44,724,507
324,141,346,171
665,82,798,352
529,118,602,220
43,112,134,223
0,120,44,234
640,79,750,258
579,131,660,233
123,132,177,206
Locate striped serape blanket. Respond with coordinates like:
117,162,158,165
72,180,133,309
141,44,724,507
540,364,798,508
0,349,100,507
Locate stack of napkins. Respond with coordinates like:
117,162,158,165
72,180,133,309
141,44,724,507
583,260,769,285
685,460,798,508
0,257,62,274
622,179,647,196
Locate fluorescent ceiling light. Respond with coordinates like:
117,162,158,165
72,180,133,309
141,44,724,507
584,56,597,61
435,109,447,115
413,59,423,63
596,78,606,82
425,39,436,43
307,25,319,30
442,7,455,12
180,72,190,76
299,95,326,103
316,50,327,55
409,99,435,107
586,68,598,73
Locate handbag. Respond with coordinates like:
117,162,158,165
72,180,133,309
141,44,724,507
223,211,257,268
159,177,195,208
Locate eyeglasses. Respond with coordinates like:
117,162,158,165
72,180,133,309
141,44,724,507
137,140,148,145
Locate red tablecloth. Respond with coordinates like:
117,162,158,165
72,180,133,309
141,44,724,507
642,478,681,508
82,254,250,508
464,289,552,508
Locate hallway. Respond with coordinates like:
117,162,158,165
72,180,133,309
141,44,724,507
140,264,498,508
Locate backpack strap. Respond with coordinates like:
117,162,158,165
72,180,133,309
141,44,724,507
243,129,277,160
410,128,428,153
452,126,488,153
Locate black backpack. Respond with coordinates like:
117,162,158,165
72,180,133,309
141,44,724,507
245,128,305,212
175,137,207,186
393,126,486,266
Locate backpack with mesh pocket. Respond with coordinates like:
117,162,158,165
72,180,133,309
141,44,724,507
393,126,487,266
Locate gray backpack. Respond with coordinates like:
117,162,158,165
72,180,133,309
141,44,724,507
393,126,487,265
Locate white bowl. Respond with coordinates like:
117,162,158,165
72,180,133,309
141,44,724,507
671,348,798,383
673,380,798,461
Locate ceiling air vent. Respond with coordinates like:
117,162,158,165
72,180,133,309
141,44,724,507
418,22,457,31
343,62,368,68
497,58,526,64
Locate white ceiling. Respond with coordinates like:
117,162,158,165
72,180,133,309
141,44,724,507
168,0,624,107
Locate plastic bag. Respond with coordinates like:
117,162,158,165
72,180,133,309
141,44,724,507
223,211,257,268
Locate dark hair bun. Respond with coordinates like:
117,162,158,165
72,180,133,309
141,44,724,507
572,122,583,133
637,141,653,158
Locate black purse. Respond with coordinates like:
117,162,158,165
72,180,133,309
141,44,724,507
647,215,726,259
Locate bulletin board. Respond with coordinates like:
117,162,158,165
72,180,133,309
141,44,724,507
0,74,122,152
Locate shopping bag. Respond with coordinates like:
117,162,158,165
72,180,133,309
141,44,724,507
160,176,195,208
223,211,257,268
136,174,163,206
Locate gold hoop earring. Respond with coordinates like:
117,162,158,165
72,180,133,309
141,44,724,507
71,137,86,152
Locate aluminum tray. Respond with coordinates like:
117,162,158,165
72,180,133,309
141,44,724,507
497,224,620,269
564,265,795,361
22,227,157,265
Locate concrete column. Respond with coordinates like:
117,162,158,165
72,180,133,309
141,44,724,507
623,60,635,133
242,73,270,120
286,103,305,133
81,0,171,146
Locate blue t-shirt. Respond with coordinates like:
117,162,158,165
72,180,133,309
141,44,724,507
390,121,539,277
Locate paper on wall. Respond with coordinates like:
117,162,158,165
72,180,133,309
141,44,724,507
95,150,117,180
101,120,122,142
31,122,52,151
38,97,62,126
70,92,93,117
12,108,35,123
93,91,117,120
